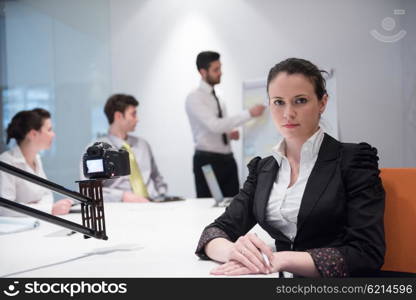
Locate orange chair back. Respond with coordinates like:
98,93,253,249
380,168,416,273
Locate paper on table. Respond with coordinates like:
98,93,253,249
0,217,40,235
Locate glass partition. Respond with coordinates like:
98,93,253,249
1,0,111,191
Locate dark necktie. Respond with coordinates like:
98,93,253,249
212,89,228,145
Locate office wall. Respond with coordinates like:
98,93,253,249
110,0,413,197
401,0,416,167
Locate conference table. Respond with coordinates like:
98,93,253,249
0,199,276,278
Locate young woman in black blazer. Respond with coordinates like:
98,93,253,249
195,58,385,277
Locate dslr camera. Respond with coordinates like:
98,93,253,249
82,142,130,179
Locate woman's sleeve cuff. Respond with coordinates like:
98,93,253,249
195,227,231,260
306,247,349,277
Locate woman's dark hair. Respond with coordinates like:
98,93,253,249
6,108,51,145
104,94,139,124
267,58,328,100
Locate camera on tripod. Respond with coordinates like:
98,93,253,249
82,142,130,179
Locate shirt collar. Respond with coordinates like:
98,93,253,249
199,79,214,94
272,138,286,166
272,127,324,164
301,127,325,162
9,145,43,172
10,146,27,164
107,133,138,149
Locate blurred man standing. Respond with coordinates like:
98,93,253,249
186,51,265,198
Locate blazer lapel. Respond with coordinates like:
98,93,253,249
255,157,295,244
296,134,341,232
254,157,278,224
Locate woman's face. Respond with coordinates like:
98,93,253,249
268,72,327,142
33,118,55,150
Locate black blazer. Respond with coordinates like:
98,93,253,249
200,134,385,276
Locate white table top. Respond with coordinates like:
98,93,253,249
0,199,275,278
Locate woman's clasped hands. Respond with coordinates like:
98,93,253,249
210,233,281,276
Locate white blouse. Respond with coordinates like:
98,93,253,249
266,128,325,242
0,146,53,216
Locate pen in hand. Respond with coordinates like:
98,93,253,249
254,233,272,273
262,252,271,267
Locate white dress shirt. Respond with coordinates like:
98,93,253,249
266,128,325,241
0,146,53,216
80,134,168,202
185,80,252,154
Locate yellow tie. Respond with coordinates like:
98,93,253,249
122,143,149,197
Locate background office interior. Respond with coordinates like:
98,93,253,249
0,0,415,197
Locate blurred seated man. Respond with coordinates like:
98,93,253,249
80,94,167,202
